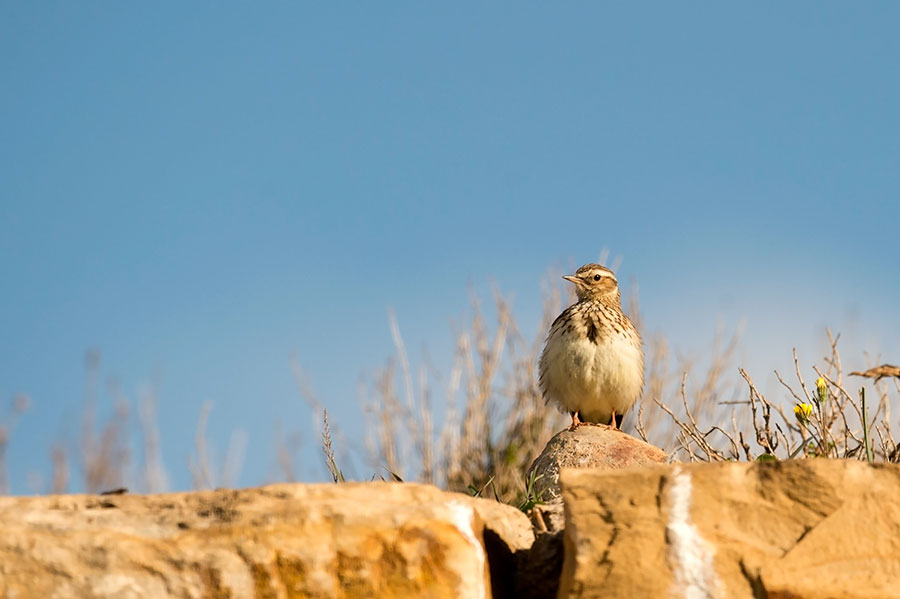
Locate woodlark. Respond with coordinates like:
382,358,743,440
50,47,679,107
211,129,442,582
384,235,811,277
539,264,644,430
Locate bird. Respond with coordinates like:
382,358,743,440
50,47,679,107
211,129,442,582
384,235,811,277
850,364,900,383
539,263,644,430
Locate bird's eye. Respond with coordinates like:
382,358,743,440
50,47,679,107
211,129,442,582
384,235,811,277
593,274,602,281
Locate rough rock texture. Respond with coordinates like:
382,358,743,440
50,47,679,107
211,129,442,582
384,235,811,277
558,459,900,599
0,482,534,599
519,427,668,599
527,425,668,510
513,524,566,599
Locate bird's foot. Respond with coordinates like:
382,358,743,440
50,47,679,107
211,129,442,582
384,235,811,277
568,411,583,431
608,410,619,430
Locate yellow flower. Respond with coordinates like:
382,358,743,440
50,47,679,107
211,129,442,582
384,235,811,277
816,377,827,403
794,403,813,425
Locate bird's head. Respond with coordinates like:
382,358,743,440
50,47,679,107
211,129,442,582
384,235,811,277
563,264,620,302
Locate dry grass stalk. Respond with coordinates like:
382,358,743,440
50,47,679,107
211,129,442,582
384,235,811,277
188,401,214,490
79,350,131,493
638,324,744,459
321,409,343,483
138,383,169,492
51,444,69,494
0,393,29,495
274,425,301,482
354,275,568,504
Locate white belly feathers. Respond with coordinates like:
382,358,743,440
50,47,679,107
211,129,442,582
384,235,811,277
541,332,644,423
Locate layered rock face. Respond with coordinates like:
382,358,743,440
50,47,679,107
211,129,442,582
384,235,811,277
559,459,900,599
0,482,532,599
3,442,899,599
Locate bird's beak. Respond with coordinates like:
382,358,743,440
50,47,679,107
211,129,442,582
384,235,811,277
562,275,579,285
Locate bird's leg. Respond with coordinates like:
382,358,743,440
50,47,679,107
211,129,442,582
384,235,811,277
609,410,618,430
568,411,583,430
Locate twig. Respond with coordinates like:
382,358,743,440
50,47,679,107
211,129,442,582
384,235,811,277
861,388,873,463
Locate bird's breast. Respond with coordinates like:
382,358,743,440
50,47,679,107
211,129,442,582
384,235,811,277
541,330,643,403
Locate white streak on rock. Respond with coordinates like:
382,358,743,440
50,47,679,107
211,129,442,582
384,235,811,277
667,467,723,599
447,500,489,599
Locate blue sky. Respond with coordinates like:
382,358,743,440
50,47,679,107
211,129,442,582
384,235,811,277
2,4,898,493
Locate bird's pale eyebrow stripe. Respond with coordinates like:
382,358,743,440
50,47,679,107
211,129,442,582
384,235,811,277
591,270,616,281
574,263,617,281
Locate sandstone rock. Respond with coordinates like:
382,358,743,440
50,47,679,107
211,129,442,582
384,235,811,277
465,489,536,599
529,501,566,534
0,482,534,599
515,427,668,599
526,425,668,511
514,528,566,599
468,493,535,554
558,460,900,599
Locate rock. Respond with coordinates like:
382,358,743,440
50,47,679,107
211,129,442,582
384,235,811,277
515,427,668,599
515,529,565,599
465,490,536,599
529,501,566,534
558,459,900,599
0,482,534,599
526,425,668,512
469,493,535,554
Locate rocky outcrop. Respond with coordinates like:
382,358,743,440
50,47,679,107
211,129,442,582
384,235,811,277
526,425,668,532
5,446,897,599
518,426,668,598
0,482,533,599
558,459,900,599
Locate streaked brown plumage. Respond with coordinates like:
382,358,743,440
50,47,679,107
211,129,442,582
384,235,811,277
538,264,644,430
